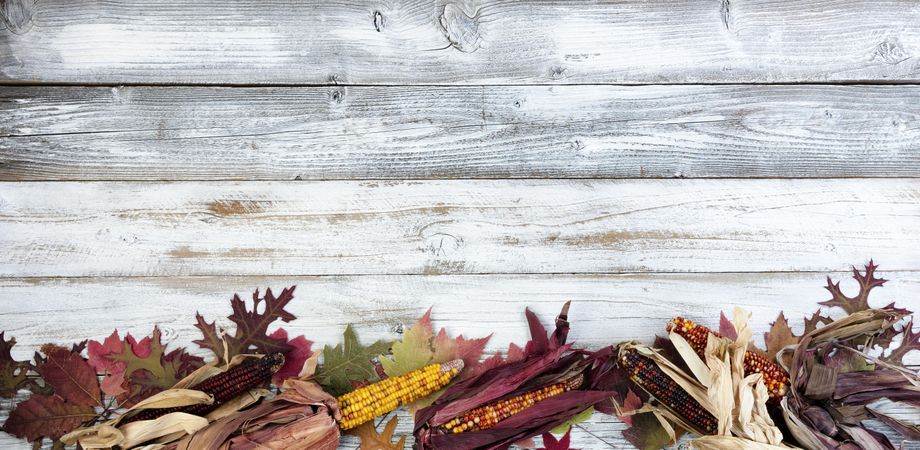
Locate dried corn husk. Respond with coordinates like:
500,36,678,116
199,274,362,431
62,354,270,449
414,304,616,450
166,352,341,450
623,308,790,448
781,308,920,450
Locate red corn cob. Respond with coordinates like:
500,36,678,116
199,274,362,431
667,317,789,402
620,349,718,434
121,353,285,424
440,373,584,434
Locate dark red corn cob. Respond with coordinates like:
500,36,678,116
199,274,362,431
121,353,285,424
667,317,789,403
619,349,718,434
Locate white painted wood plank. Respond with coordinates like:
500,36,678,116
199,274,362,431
2,0,920,84
1,180,918,277
0,273,919,449
0,273,917,366
4,85,920,180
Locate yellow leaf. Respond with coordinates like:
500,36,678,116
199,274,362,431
352,416,407,450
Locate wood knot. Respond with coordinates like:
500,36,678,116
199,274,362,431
439,3,482,53
372,10,385,32
330,87,346,104
872,36,909,65
1,0,36,34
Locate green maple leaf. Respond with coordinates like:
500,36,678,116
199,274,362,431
379,310,435,377
549,406,594,435
315,325,390,396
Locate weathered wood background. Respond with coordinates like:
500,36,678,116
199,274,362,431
1,0,919,448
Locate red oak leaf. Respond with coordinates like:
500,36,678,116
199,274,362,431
432,328,490,377
267,328,314,383
37,345,102,408
883,319,920,365
194,286,296,364
820,261,887,315
618,389,644,426
540,429,578,450
2,394,96,443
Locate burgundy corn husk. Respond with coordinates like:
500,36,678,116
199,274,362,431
781,308,920,450
414,304,616,450
166,356,341,450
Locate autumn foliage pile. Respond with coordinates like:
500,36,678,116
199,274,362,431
0,262,917,450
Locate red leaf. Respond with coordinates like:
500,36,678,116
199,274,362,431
268,328,314,383
819,261,887,315
622,412,680,450
37,345,101,407
539,429,578,450
883,319,920,365
618,389,643,426
719,311,737,341
2,394,96,442
87,327,203,406
194,286,297,364
0,332,33,398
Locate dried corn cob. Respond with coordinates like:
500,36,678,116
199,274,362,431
667,317,789,402
440,373,584,434
337,360,463,431
121,353,285,424
620,349,718,434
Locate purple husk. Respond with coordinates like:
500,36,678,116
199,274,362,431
414,304,615,450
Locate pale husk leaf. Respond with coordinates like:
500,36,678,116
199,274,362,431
118,412,209,449
689,435,793,450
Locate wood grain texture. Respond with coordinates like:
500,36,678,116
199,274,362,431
2,0,920,84
1,179,918,277
0,273,918,449
4,85,920,180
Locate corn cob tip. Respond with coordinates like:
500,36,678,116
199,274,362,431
265,352,286,372
440,359,464,374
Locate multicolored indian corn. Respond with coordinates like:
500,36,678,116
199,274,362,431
667,317,789,402
336,360,463,431
620,349,718,434
439,373,584,434
122,353,285,424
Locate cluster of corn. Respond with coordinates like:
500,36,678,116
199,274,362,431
667,317,789,402
337,360,463,431
620,349,718,434
122,352,285,424
439,373,584,434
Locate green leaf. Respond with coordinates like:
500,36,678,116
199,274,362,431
550,406,594,435
315,325,390,396
379,309,435,377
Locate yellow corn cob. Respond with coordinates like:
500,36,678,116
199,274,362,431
440,373,584,434
337,360,463,430
667,317,789,402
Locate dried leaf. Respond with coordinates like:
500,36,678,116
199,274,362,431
819,261,887,315
539,429,578,450
719,312,738,341
688,435,792,449
764,312,798,364
379,309,436,377
87,327,203,406
622,412,678,450
549,406,594,435
194,286,297,364
352,416,406,450
3,394,96,443
315,325,390,396
882,318,919,365
267,328,314,384
0,332,34,398
37,344,102,407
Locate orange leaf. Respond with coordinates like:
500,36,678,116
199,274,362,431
351,416,406,450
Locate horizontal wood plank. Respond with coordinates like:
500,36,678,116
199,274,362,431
4,85,920,180
1,273,918,366
2,0,920,84
0,180,918,276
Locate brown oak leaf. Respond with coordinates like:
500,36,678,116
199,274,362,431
194,286,296,364
883,319,920,365
764,312,799,364
0,332,33,398
2,394,96,443
352,415,406,450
